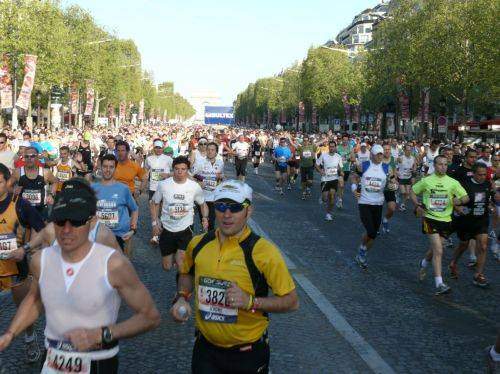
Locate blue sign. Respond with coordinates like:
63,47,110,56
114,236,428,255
204,106,234,125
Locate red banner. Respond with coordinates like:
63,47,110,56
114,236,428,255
0,54,12,109
119,101,126,119
16,54,37,110
84,80,94,116
312,106,317,125
298,101,305,124
70,82,79,115
138,99,144,120
418,88,430,123
398,92,410,121
342,94,351,121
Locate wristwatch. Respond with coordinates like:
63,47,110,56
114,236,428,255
101,326,113,344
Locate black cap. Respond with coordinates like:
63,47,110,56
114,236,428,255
50,188,96,222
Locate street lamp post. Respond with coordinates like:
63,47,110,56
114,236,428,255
36,90,41,127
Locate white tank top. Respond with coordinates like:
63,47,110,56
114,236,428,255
39,243,120,359
359,161,387,206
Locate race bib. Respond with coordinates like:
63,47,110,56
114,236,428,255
42,347,91,374
22,189,42,206
429,194,448,212
56,171,71,182
198,277,237,324
302,151,312,158
325,167,338,177
365,177,383,193
203,178,218,191
168,203,188,219
473,192,486,216
0,233,17,259
151,169,164,182
96,200,119,229
278,156,286,163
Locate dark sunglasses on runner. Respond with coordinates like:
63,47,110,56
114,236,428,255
54,218,89,227
214,202,249,213
25,154,37,159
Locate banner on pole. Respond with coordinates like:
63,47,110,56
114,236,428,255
398,92,410,121
138,99,144,120
70,82,79,115
298,101,305,124
0,54,12,109
16,54,37,110
84,80,94,116
119,101,126,119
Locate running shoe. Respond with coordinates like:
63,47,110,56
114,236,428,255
418,261,427,281
150,235,159,245
494,251,500,263
382,220,390,234
287,184,291,191
336,198,343,209
279,188,284,196
448,262,459,279
325,213,333,221
467,257,477,268
306,187,311,196
488,230,497,240
444,237,454,248
473,273,489,288
399,203,407,211
25,332,41,363
301,193,306,200
485,345,500,374
435,283,451,295
355,253,367,269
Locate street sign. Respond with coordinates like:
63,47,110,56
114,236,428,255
438,116,447,134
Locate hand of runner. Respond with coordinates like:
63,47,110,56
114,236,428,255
171,298,191,323
122,230,135,241
64,328,101,352
353,191,361,199
152,222,162,237
46,194,54,205
453,205,466,216
0,332,13,351
201,218,209,232
226,282,250,309
9,248,25,262
133,189,141,199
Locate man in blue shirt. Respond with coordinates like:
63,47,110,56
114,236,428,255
273,138,292,195
92,154,138,251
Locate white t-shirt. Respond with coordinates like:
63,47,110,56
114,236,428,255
425,148,440,175
316,153,343,182
192,158,225,202
397,155,415,179
153,178,205,232
146,154,173,191
232,142,250,159
359,161,387,205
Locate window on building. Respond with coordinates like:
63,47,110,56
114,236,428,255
365,27,372,33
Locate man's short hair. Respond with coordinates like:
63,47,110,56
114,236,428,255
116,140,130,152
102,154,118,166
172,155,190,169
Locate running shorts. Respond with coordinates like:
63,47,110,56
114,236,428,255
300,167,314,182
321,180,339,193
422,217,453,238
159,226,193,256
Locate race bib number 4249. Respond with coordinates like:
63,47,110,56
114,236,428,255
41,347,91,374
198,277,237,324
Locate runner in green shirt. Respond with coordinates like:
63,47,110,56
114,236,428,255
336,134,355,208
411,155,469,295
296,137,317,200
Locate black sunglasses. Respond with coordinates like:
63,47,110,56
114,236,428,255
25,154,37,159
54,218,89,227
214,202,249,213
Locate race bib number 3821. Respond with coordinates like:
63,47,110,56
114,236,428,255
41,347,91,374
198,277,237,324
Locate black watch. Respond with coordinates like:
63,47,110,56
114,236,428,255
101,326,113,344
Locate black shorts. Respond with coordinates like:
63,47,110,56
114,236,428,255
287,160,298,168
321,180,339,192
235,158,248,176
454,216,489,242
398,178,412,185
422,217,453,238
275,163,288,173
359,204,383,240
384,190,396,203
343,171,350,182
300,166,314,182
159,226,193,257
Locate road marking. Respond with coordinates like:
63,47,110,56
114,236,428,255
248,218,395,374
255,191,276,202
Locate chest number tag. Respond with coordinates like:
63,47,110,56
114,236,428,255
41,347,91,374
198,277,237,323
22,189,42,206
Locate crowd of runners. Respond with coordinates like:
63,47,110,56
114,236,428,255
0,122,498,373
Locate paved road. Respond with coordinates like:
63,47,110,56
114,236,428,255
1,159,498,373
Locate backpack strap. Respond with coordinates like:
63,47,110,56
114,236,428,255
239,231,269,298
189,230,217,275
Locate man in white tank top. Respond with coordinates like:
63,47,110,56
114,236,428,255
0,186,160,373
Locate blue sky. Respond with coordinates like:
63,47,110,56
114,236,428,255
63,0,378,105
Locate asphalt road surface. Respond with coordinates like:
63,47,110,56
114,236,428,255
1,159,498,373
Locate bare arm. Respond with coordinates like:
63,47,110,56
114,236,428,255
97,225,122,251
44,169,59,196
254,289,299,313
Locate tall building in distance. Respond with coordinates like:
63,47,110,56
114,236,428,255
188,90,222,122
326,1,389,56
